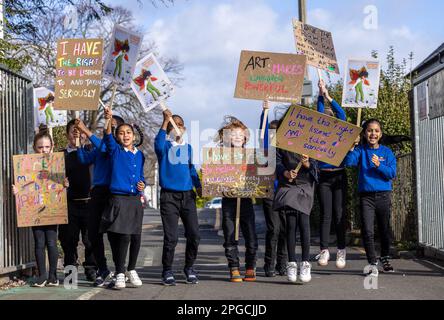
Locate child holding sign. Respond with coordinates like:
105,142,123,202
260,104,287,277
216,117,258,282
315,80,348,269
273,116,319,283
344,119,397,277
154,109,201,286
12,130,69,287
101,107,146,289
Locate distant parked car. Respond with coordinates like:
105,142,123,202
205,197,222,209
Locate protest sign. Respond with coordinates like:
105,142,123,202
103,24,143,87
234,50,306,103
131,53,174,112
292,20,339,74
34,87,67,130
341,59,381,108
54,38,103,110
13,152,68,227
202,148,274,198
273,105,362,167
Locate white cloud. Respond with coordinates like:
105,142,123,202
144,1,438,137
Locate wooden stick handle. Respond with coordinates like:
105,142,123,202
289,161,303,183
235,197,241,241
357,108,362,126
74,111,80,147
260,107,269,141
104,83,118,129
317,68,323,81
159,101,182,136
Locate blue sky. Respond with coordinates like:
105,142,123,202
106,0,443,145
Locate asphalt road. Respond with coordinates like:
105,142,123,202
1,207,444,300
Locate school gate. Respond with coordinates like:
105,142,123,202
409,43,444,260
0,64,35,275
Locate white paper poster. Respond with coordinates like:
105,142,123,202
131,53,174,112
341,59,381,108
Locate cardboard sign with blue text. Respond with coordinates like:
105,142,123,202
273,105,362,167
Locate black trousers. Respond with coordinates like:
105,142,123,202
160,189,200,272
88,186,110,273
32,225,58,281
59,200,97,271
222,198,258,269
262,198,287,268
285,208,310,262
360,192,392,264
318,170,347,250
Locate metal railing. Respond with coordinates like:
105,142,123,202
0,64,35,275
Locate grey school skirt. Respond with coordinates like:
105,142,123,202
100,194,143,235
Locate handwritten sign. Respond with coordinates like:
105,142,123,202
103,24,143,87
234,50,306,103
273,105,362,167
292,20,339,74
202,148,275,198
131,52,174,112
13,152,68,227
342,59,381,108
54,38,103,110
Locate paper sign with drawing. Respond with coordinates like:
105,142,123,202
131,53,174,112
13,152,68,227
341,59,381,108
34,87,67,130
103,24,143,87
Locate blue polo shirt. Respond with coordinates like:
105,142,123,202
77,135,111,187
104,133,145,195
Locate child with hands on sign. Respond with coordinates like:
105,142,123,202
344,119,397,277
100,107,146,290
273,115,319,283
155,108,201,286
216,116,258,283
12,130,69,287
315,79,348,269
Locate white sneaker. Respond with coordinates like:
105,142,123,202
364,264,379,277
286,262,298,283
299,261,312,283
336,249,347,269
315,249,330,266
126,270,142,287
114,273,126,289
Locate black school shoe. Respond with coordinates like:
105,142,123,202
183,267,199,284
162,270,176,286
379,256,395,273
263,264,276,277
276,264,287,276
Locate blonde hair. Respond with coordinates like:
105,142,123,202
215,116,250,147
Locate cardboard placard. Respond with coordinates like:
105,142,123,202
131,53,174,112
13,152,68,227
103,24,143,87
273,105,362,167
292,20,339,74
202,148,275,198
34,87,67,129
234,50,306,103
342,59,381,108
54,38,103,110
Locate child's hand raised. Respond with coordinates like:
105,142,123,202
163,109,172,120
137,181,145,192
301,154,310,168
284,170,298,181
63,178,69,188
104,107,113,120
75,119,88,134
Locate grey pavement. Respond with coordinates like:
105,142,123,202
1,207,444,300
